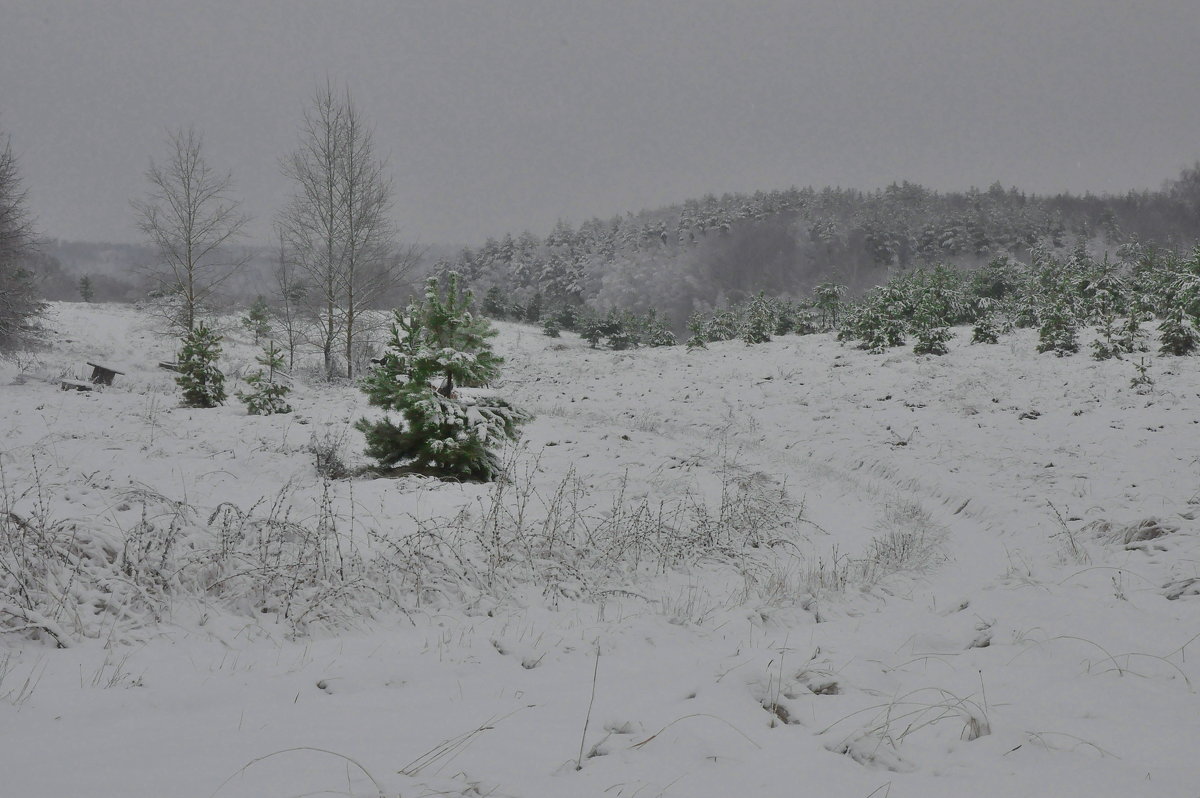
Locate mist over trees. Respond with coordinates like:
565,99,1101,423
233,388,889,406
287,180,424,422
443,170,1200,332
10,87,1200,369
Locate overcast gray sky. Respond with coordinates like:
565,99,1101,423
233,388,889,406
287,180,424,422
3,0,1200,246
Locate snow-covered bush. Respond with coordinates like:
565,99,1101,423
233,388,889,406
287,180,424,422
356,273,528,481
236,340,292,415
1158,306,1198,355
1036,296,1079,356
742,292,775,344
176,323,226,407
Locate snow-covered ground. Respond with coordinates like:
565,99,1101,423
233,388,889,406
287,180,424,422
2,302,1198,797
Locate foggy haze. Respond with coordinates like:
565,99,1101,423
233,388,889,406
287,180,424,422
3,0,1200,246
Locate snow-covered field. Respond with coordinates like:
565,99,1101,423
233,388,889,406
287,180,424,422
2,301,1199,798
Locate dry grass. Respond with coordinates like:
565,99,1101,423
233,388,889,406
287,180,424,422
2,444,948,645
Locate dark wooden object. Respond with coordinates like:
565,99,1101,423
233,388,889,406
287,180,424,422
86,361,124,386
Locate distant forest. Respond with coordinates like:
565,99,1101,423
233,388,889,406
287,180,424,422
440,165,1200,331
33,165,1200,331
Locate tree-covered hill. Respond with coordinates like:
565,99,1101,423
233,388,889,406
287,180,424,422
441,166,1200,331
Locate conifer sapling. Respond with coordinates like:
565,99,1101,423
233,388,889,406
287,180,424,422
237,340,293,415
356,274,528,481
176,323,226,408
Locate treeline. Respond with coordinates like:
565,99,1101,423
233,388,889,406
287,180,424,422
440,167,1200,333
661,243,1200,365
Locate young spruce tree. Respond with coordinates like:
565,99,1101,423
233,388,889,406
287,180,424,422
356,274,528,481
237,340,293,415
176,323,226,407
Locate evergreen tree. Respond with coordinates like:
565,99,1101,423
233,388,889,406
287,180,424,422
1131,356,1154,392
704,310,739,342
550,303,581,332
356,273,528,481
542,317,561,338
813,282,846,329
971,315,1000,344
1036,297,1079,357
78,275,94,303
241,295,271,344
524,291,543,323
1158,306,1198,355
1117,297,1151,354
176,323,226,407
685,312,708,350
1090,313,1121,360
848,285,907,353
642,309,677,347
482,285,507,319
236,341,293,415
580,313,606,348
742,292,774,344
911,295,951,355
0,130,44,350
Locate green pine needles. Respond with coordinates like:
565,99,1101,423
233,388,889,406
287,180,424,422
176,323,226,408
356,273,529,482
237,341,293,415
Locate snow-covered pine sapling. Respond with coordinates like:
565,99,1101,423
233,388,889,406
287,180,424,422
78,275,94,303
1036,295,1078,357
742,292,774,345
356,273,529,481
971,314,1000,344
237,340,293,415
606,326,636,351
542,317,561,338
645,325,676,347
176,323,226,408
813,282,846,330
1131,356,1154,392
1158,305,1198,356
911,295,951,355
481,285,508,319
580,314,606,348
638,308,676,347
852,286,907,353
705,310,739,342
1090,312,1121,360
685,312,708,350
241,295,271,345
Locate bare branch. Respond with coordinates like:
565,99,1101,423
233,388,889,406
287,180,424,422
132,126,249,332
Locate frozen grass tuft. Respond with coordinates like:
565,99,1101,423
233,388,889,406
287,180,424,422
1,462,397,643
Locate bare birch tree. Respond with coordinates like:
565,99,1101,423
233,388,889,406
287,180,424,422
271,228,307,370
279,82,407,379
133,127,249,332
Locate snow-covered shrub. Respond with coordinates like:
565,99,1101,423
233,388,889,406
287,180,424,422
971,315,1000,344
685,312,708,350
1158,306,1198,355
241,295,271,344
742,292,775,344
236,340,292,415
356,273,528,481
910,295,951,355
176,323,226,407
309,428,351,479
845,286,907,353
1036,296,1078,356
